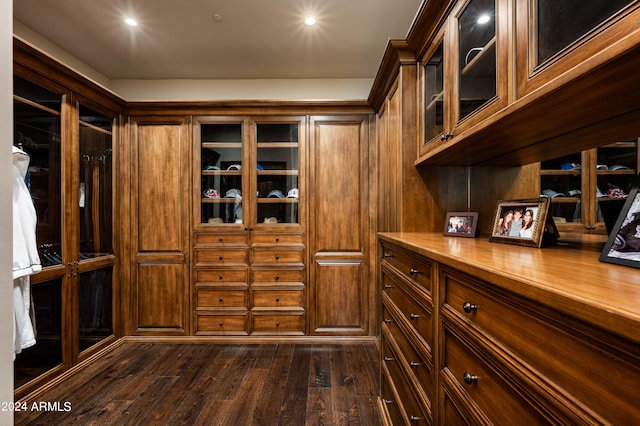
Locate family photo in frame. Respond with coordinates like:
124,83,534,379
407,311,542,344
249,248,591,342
600,176,640,269
443,212,479,238
489,198,551,248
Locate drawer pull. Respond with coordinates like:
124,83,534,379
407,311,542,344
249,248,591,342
383,356,394,362
275,236,280,242
219,255,224,261
219,237,223,242
219,274,223,280
383,253,394,258
219,321,224,327
409,416,422,423
275,322,280,327
409,268,420,275
409,313,420,320
275,274,280,280
383,284,394,290
409,361,421,369
383,318,393,324
463,372,478,385
275,254,280,260
383,399,394,405
275,297,280,302
463,301,478,313
219,297,224,302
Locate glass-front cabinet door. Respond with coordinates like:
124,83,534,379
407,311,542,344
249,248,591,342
421,36,446,153
252,118,302,227
198,118,248,226
516,0,636,95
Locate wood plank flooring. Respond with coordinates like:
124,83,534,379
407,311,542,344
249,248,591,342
15,343,382,426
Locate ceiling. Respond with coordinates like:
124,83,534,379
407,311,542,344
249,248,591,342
13,0,423,80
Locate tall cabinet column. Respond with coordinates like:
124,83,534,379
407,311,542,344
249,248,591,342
129,116,191,335
308,115,374,335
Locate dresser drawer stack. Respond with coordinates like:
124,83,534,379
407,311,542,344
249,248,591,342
194,232,249,335
440,265,640,425
250,232,306,335
380,241,435,425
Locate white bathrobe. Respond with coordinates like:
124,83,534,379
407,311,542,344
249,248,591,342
13,146,41,358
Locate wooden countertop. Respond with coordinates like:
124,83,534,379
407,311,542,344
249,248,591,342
378,232,640,344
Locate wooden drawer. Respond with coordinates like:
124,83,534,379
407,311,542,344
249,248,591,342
381,371,408,426
442,266,640,424
251,232,304,246
382,272,432,347
251,313,305,334
196,248,247,265
252,289,304,308
381,242,432,295
381,318,433,405
196,288,247,308
195,232,247,245
381,334,430,425
252,249,303,265
196,312,248,335
252,268,304,283
442,328,549,425
195,269,247,283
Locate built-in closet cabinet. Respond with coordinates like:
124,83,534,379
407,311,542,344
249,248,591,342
192,116,306,335
308,115,374,335
128,116,191,335
419,0,510,159
13,40,124,399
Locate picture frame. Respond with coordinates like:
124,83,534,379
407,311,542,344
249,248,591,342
489,198,550,248
443,212,479,238
599,176,640,268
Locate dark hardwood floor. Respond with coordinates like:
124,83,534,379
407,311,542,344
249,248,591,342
15,343,382,426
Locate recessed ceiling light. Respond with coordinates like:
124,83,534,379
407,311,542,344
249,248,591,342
304,16,317,26
212,13,224,23
124,17,138,27
477,14,490,24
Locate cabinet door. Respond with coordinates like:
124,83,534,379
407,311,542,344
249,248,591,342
130,117,190,334
516,0,638,96
309,116,371,335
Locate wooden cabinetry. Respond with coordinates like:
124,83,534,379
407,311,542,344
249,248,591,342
309,115,373,335
537,139,639,234
13,44,124,399
378,233,640,425
193,116,306,335
129,116,191,335
409,0,640,166
419,0,510,158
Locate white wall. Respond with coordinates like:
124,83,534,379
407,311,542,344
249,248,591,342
2,0,15,424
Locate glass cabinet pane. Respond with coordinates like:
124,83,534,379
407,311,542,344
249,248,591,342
200,123,244,224
596,140,638,199
458,0,497,121
424,41,445,144
79,267,113,352
14,278,63,388
536,0,631,65
13,76,62,267
540,153,583,225
79,104,113,258
255,123,299,225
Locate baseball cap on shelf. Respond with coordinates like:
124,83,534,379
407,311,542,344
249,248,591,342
227,164,242,171
208,217,223,224
541,189,565,198
225,188,242,198
560,162,581,170
567,189,582,197
268,189,284,198
286,188,299,198
263,216,278,224
203,188,220,199
609,165,630,171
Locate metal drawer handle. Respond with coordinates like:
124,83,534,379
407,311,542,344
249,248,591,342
275,322,280,327
383,356,394,362
383,253,394,258
383,318,393,324
219,237,223,242
219,255,224,260
275,254,280,260
275,236,280,242
463,301,478,313
219,274,223,280
383,284,394,290
409,313,420,320
409,361,421,369
219,297,223,302
275,297,280,302
409,268,420,275
409,416,422,423
275,274,280,280
383,399,394,405
219,321,224,327
463,372,478,385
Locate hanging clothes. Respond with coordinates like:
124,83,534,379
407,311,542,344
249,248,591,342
13,145,41,359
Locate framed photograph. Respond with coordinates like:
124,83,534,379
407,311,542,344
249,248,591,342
489,198,550,248
600,177,640,268
444,212,479,238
